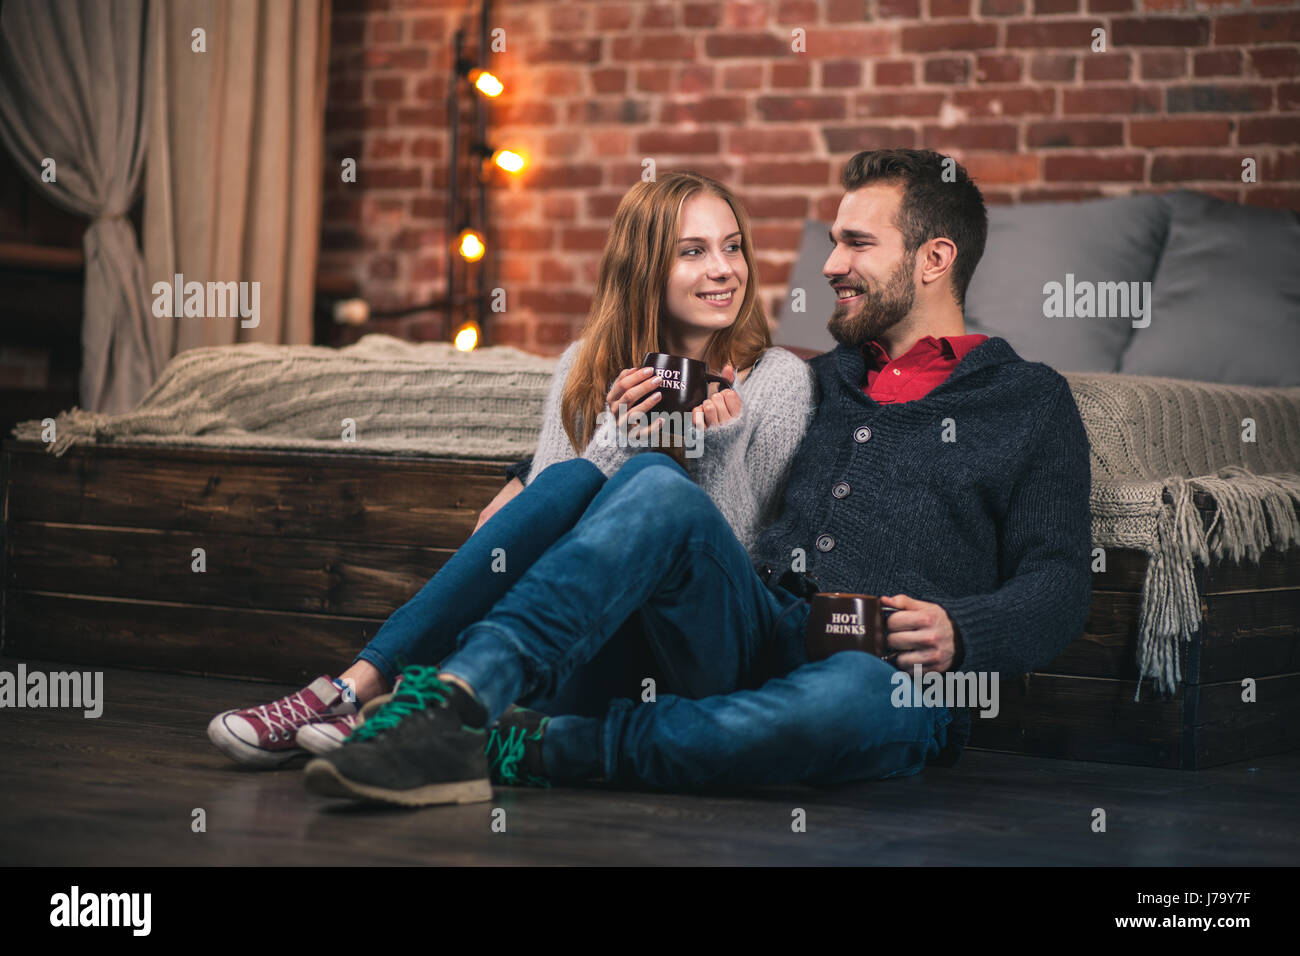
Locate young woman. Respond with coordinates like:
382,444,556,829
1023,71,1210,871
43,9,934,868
207,171,816,768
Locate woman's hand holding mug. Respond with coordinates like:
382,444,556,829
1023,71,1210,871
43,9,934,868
608,360,742,441
606,366,665,443
691,363,742,430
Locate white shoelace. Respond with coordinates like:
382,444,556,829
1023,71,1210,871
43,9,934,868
253,691,326,743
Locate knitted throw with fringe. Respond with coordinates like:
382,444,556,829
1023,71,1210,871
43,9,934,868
1064,372,1300,698
14,335,560,461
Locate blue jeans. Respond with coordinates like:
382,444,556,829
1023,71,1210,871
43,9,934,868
355,456,661,716
441,454,955,790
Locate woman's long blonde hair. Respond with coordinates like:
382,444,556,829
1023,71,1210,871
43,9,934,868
560,171,771,458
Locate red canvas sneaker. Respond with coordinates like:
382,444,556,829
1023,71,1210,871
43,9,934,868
295,712,361,755
207,676,357,768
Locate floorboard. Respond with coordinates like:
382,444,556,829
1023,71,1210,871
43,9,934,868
1,659,1296,866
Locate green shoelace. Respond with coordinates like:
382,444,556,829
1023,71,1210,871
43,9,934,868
349,665,450,743
485,724,550,788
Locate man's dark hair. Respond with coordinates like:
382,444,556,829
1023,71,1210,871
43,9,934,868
840,149,988,308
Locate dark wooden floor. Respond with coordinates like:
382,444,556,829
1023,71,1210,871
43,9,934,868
2,659,1297,866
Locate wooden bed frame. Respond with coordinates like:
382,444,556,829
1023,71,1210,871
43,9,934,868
3,438,1297,770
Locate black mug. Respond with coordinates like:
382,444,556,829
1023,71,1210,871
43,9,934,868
642,352,733,415
804,592,898,662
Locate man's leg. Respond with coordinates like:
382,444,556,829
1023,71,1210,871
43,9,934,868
520,612,661,718
543,652,955,789
438,455,802,723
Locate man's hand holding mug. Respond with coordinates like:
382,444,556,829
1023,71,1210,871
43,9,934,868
880,594,961,674
804,592,962,675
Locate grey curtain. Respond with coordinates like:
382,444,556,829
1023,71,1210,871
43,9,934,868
0,0,157,414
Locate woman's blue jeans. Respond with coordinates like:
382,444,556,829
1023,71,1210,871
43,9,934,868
354,456,660,716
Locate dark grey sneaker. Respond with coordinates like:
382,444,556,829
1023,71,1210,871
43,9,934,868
303,666,491,806
486,705,551,788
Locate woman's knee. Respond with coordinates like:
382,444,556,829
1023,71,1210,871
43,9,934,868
623,457,717,524
533,456,605,490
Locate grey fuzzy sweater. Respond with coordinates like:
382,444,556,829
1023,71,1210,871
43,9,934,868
525,340,816,555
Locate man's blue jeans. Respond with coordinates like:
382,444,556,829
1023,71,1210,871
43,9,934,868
440,454,955,790
355,456,660,716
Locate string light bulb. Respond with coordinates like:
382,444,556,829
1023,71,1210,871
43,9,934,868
457,228,486,262
454,321,481,351
470,69,503,98
491,148,528,175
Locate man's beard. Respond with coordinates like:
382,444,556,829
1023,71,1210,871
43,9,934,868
827,256,916,348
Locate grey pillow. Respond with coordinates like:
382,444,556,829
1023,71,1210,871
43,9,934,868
1119,191,1300,387
775,220,839,354
963,195,1170,372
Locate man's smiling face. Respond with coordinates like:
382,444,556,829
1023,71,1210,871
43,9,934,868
823,182,917,349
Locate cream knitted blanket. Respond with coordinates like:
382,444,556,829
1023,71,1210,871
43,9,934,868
1065,372,1300,698
13,334,560,460
15,339,1299,697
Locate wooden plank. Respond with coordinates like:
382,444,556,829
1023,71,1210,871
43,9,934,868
1193,590,1300,683
4,443,506,548
1202,546,1300,592
968,670,1300,769
1040,587,1299,683
4,437,512,469
0,240,84,271
966,673,1186,769
1188,673,1300,769
1047,590,1149,680
3,590,377,684
6,521,457,618
1088,548,1148,592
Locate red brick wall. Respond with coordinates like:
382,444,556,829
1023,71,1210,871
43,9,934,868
320,0,1300,353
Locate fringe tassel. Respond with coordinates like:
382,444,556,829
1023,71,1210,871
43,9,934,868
10,409,113,457
1135,467,1300,700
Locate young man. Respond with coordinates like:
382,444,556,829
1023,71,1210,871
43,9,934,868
303,149,1093,805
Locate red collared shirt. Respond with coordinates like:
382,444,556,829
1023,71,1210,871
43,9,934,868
862,334,989,403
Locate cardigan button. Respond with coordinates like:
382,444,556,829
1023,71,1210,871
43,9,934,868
853,425,872,443
832,481,850,499
815,534,835,552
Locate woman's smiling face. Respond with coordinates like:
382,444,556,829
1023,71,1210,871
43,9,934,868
660,192,748,336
